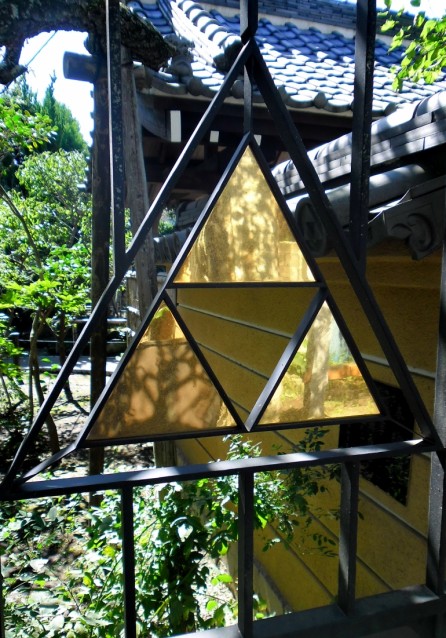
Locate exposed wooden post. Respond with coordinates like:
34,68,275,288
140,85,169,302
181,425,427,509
64,49,109,480
121,49,177,468
121,49,157,311
89,52,109,480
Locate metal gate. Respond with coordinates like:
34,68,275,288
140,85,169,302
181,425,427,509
1,1,446,636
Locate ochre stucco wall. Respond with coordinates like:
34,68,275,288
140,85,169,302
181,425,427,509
172,244,440,613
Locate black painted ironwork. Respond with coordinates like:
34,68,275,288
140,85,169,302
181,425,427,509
349,0,376,272
2,0,446,636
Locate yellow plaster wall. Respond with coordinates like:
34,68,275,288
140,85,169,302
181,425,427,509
173,247,440,614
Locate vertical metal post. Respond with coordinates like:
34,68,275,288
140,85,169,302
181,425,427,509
338,462,360,613
240,0,258,43
349,0,376,274
121,487,137,638
241,0,256,136
0,565,5,638
238,471,254,638
426,220,446,635
106,0,126,274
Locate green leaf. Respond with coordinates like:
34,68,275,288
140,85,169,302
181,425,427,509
211,573,233,584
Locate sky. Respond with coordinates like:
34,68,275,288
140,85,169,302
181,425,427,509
18,31,94,145
14,0,444,147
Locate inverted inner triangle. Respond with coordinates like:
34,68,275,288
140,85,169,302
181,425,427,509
174,145,316,284
177,287,317,420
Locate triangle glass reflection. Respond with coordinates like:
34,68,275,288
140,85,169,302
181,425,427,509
174,146,315,284
258,302,380,426
87,303,236,443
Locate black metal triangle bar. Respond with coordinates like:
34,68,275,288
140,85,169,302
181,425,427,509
249,42,439,446
162,294,245,429
2,42,254,485
163,132,251,284
125,40,254,270
18,442,78,484
245,289,326,431
349,0,376,272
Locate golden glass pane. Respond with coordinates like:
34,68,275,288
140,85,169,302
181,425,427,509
174,146,315,283
259,302,380,425
177,288,316,420
312,250,427,438
87,304,235,442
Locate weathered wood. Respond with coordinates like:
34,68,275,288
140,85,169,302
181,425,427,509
0,0,173,84
63,51,99,84
89,53,109,481
121,49,176,467
122,50,157,318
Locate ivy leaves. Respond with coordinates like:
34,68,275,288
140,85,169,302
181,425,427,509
381,1,446,90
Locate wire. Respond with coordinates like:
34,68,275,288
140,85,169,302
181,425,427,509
24,31,57,68
0,31,57,95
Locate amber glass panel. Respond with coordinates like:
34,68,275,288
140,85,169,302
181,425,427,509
312,251,426,438
87,304,235,442
174,146,315,283
177,288,317,420
259,302,380,425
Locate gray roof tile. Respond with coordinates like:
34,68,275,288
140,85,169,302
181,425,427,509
134,0,446,116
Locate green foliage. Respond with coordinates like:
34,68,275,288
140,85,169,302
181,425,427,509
0,147,91,430
0,318,25,414
0,150,91,324
157,208,176,236
0,96,53,168
1,434,337,636
381,1,446,90
40,76,88,155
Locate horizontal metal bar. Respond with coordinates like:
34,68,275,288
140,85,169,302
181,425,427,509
174,625,242,638
2,439,434,500
255,585,444,638
172,283,320,289
128,585,444,638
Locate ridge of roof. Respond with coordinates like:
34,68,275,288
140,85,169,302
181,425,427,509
274,91,446,196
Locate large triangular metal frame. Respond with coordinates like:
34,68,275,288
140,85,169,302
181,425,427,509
3,23,439,487
76,134,386,445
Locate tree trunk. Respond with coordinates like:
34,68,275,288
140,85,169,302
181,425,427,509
303,304,331,420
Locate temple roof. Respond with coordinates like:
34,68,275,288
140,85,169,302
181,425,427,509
129,0,446,117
